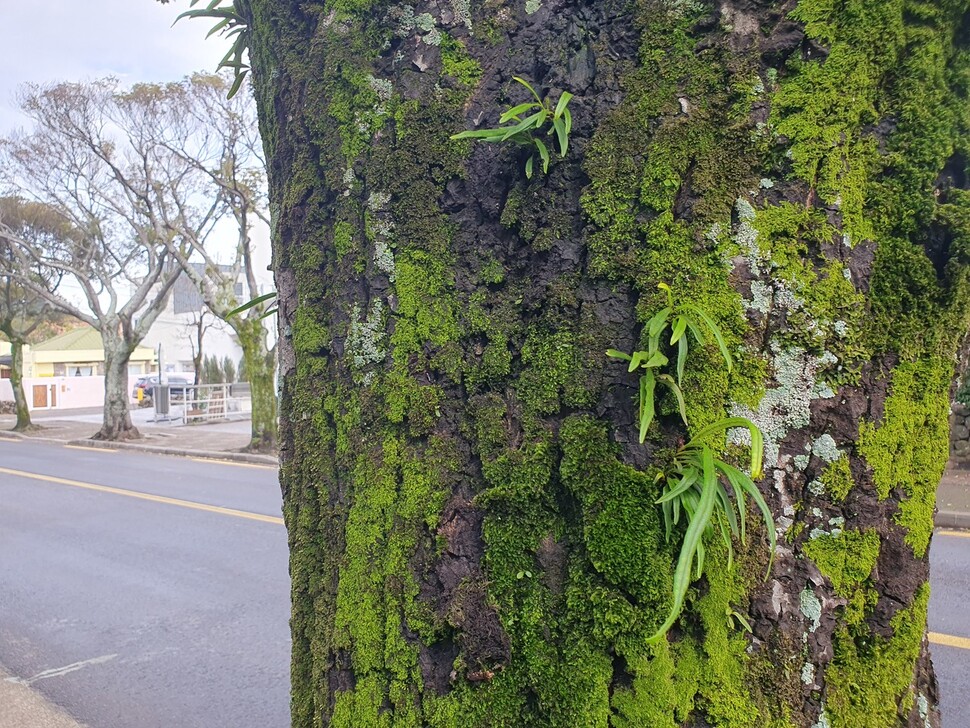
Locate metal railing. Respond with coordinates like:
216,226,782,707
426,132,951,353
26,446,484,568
153,382,251,424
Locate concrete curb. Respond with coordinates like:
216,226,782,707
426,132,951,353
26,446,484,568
65,438,278,466
0,430,70,446
935,510,970,530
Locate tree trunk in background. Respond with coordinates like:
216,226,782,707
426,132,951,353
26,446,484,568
234,317,277,452
94,335,139,441
248,0,970,725
9,339,31,431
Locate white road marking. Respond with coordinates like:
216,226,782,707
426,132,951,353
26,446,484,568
5,654,119,686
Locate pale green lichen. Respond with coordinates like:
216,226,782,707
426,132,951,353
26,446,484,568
811,434,841,462
346,300,387,380
524,0,541,15
800,587,822,634
451,0,472,30
374,239,396,280
730,345,834,469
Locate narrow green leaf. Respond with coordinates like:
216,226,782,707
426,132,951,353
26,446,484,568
500,102,539,123
656,469,699,504
685,305,733,372
499,111,545,142
677,335,688,385
657,374,688,426
552,116,568,157
643,350,669,368
639,370,656,443
684,317,706,346
648,306,672,338
646,460,716,643
513,76,544,106
226,69,247,98
451,128,508,140
563,106,572,135
730,466,776,576
525,154,534,179
226,290,276,318
717,461,748,543
670,315,688,345
206,17,232,38
714,507,734,570
606,348,632,361
715,483,739,540
554,91,573,119
533,137,550,173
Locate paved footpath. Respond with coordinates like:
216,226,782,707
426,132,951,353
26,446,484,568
0,407,275,465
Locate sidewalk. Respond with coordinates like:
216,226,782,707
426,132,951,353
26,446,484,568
938,466,970,529
0,665,85,728
0,406,276,465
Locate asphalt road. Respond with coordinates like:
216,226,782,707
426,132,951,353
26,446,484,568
0,438,289,728
929,530,970,726
1,438,969,726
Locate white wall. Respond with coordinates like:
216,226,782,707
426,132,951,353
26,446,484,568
0,375,117,410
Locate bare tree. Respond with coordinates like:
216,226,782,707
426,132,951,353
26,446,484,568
130,73,276,451
0,80,220,440
181,309,217,386
0,198,72,431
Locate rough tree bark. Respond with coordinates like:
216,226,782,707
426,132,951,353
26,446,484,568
246,0,969,725
97,327,140,441
7,340,31,431
235,316,277,451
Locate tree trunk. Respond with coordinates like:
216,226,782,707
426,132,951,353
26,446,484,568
9,339,32,431
94,338,139,441
234,317,276,452
248,1,969,725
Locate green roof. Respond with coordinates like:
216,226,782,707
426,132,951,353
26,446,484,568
31,326,106,352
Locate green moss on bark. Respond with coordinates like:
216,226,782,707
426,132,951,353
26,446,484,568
826,584,930,728
858,359,951,558
803,529,880,597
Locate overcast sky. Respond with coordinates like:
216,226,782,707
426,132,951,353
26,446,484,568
0,0,225,133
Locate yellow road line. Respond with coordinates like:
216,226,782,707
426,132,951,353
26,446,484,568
929,632,970,651
937,529,970,539
64,445,117,453
189,457,276,470
0,466,284,526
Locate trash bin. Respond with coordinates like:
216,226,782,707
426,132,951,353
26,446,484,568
155,384,171,415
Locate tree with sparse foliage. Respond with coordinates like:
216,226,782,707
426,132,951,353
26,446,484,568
0,198,73,431
124,72,276,451
171,0,970,725
0,79,222,440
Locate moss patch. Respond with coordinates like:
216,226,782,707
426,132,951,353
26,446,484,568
858,359,951,557
826,584,930,728
803,529,880,597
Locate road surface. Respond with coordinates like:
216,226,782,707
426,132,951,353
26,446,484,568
0,438,289,728
1,438,969,726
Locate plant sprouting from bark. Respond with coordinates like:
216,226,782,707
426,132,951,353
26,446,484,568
607,283,732,441
648,416,774,643
176,0,251,97
608,283,773,643
451,77,573,178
